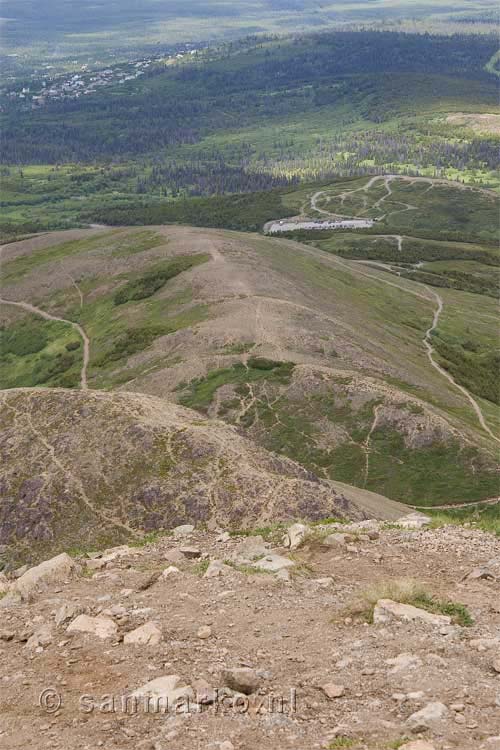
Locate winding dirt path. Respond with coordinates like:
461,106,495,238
1,243,90,389
410,496,500,511
0,297,90,390
310,174,495,225
305,179,500,443
423,286,500,444
281,239,498,443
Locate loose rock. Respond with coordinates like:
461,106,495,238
321,683,345,699
283,523,308,550
373,599,451,627
406,701,448,733
222,667,259,695
124,622,163,646
67,614,118,640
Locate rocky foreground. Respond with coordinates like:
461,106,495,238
0,517,499,750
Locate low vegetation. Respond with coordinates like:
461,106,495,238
351,579,473,626
178,358,295,412
428,504,500,537
89,191,291,234
432,332,499,405
0,316,82,389
113,256,205,305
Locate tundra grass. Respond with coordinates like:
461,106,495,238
178,363,499,504
2,228,166,281
0,316,83,388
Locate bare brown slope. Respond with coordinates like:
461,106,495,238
0,388,410,568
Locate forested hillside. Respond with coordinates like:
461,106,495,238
1,31,499,237
3,32,497,164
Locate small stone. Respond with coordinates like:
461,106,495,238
321,683,345,699
406,702,448,733
67,615,118,640
197,626,212,640
173,525,195,538
162,566,180,579
222,667,259,695
124,622,163,646
450,702,465,712
283,523,308,550
373,600,451,627
492,656,500,674
400,741,436,750
454,713,466,725
180,547,201,559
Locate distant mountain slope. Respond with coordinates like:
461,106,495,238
1,219,498,513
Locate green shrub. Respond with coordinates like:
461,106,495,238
1,319,48,356
114,257,198,305
247,356,284,370
33,352,75,385
432,333,499,404
95,325,172,366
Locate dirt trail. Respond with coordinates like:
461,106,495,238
410,496,500,511
1,243,90,390
284,241,499,443
310,190,334,216
423,286,500,444
0,296,90,390
357,173,497,197
310,174,495,226
0,243,89,389
312,177,419,223
298,181,499,443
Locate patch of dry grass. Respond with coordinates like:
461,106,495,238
342,578,473,626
